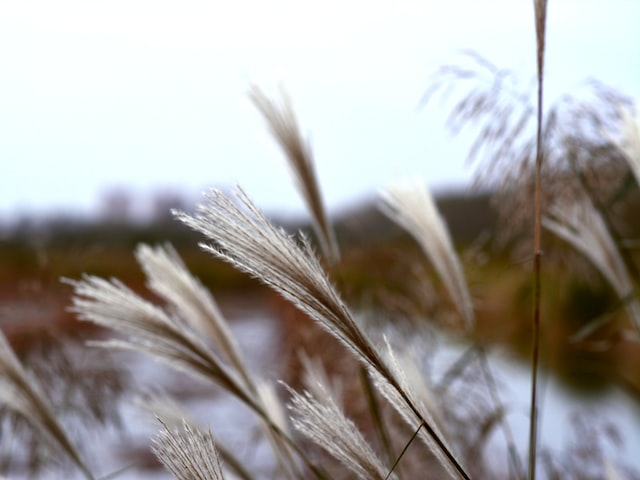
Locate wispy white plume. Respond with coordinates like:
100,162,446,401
136,392,254,480
0,331,93,479
135,244,253,389
543,197,640,330
249,86,340,263
175,187,382,372
135,244,303,476
287,383,394,480
67,275,259,411
152,419,225,480
380,181,475,328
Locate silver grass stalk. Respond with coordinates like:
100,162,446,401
380,181,475,328
287,383,395,480
542,197,640,330
175,187,383,372
249,86,340,263
152,419,225,480
135,244,253,389
175,187,470,479
0,331,93,479
370,338,459,480
67,275,259,412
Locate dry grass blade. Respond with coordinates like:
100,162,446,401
152,418,225,480
0,331,93,479
287,383,394,480
176,187,470,479
67,275,259,412
249,85,340,263
135,244,254,389
380,181,474,328
543,197,640,330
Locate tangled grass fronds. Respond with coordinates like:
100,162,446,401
67,275,259,412
249,85,340,264
69,250,331,478
152,418,225,480
287,382,395,480
135,243,253,390
0,331,93,479
176,187,470,479
543,196,640,330
380,181,474,328
136,243,302,476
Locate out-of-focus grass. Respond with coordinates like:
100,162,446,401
2,193,639,397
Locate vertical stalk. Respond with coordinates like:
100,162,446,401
529,1,548,479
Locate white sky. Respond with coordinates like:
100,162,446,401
1,0,639,219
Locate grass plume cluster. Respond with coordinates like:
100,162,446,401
2,2,640,479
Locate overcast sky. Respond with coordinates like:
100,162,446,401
1,0,639,220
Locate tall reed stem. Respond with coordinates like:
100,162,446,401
529,1,548,479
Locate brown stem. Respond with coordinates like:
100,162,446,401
529,1,548,479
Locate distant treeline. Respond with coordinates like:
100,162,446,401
1,189,498,253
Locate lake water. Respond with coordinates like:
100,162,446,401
8,303,640,479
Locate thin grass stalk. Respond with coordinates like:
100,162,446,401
529,1,548,479
435,344,478,394
477,348,524,480
360,366,397,477
384,422,423,480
